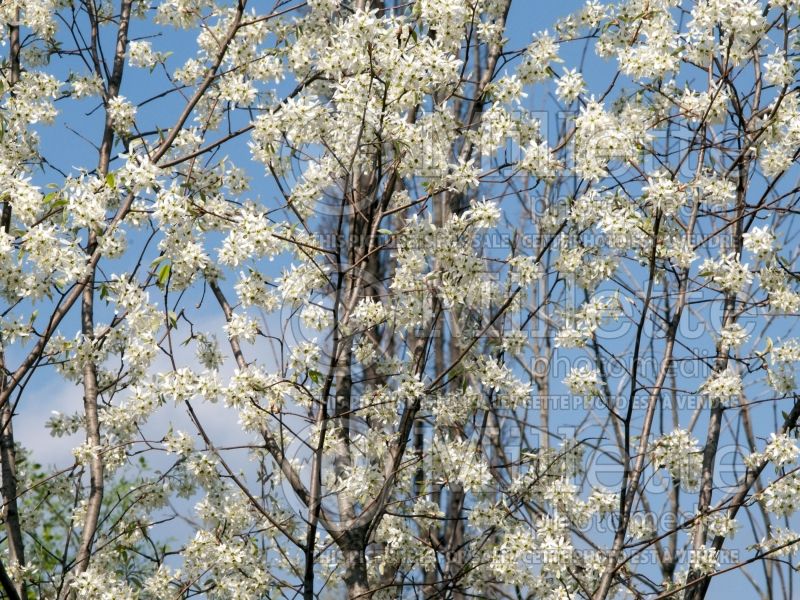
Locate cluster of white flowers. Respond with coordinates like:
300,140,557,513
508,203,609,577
628,513,657,540
758,526,800,558
65,175,113,230
687,0,766,64
698,173,736,207
426,388,482,427
218,211,285,267
234,271,277,310
471,356,530,407
703,511,739,538
650,429,702,491
70,73,104,98
227,366,287,421
4,174,45,227
374,514,437,577
300,304,330,331
563,365,599,397
555,295,621,348
701,369,743,405
224,312,259,344
767,339,800,393
277,263,327,304
163,429,195,456
21,224,87,293
764,433,800,466
415,0,470,49
127,40,161,69
699,254,752,294
46,411,84,438
688,545,719,576
463,198,501,229
573,98,641,181
531,514,576,576
487,74,526,105
679,86,730,124
717,323,749,350
643,171,685,216
70,568,136,600
250,95,328,165
518,32,560,83
760,265,800,314
760,93,800,176
154,0,212,28
519,140,561,180
508,255,541,286
107,95,137,133
760,473,800,516
488,526,538,584
743,226,777,261
764,48,794,86
6,71,60,125
614,5,680,79
347,297,387,332
432,436,491,493
118,152,160,192
555,68,584,103
181,527,270,598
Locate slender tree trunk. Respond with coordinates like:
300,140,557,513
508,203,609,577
342,545,370,599
0,19,27,600
70,0,133,586
73,253,104,578
0,402,25,599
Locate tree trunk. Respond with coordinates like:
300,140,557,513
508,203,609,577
342,545,370,599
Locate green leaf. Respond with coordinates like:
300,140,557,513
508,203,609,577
157,262,171,287
308,370,321,384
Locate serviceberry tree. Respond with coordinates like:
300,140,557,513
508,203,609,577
2,0,800,598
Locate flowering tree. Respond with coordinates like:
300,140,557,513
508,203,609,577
3,0,800,597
